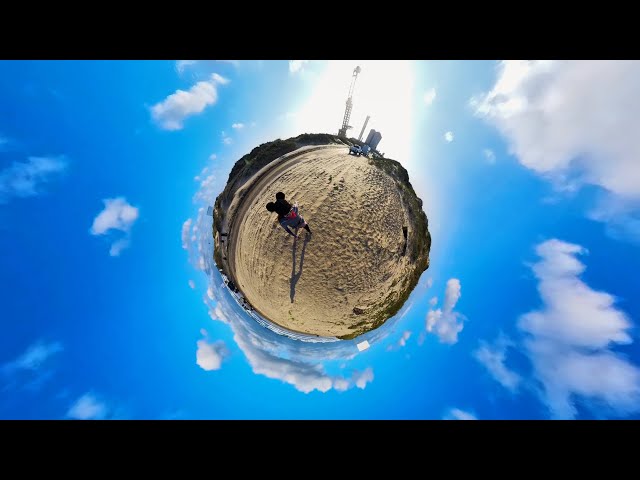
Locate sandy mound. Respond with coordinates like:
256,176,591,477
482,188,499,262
228,146,418,338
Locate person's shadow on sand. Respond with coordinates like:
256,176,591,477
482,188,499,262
290,233,310,303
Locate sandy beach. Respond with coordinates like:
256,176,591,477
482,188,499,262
226,146,416,338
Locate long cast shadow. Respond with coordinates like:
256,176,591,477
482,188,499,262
290,233,310,303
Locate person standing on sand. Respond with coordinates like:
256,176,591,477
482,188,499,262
266,191,312,238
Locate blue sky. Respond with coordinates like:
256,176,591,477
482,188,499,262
1,60,639,419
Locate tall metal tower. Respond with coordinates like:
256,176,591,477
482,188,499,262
358,115,370,141
338,66,361,138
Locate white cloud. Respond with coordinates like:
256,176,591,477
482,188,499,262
188,279,196,289
109,238,130,257
67,393,108,420
90,197,139,235
490,238,640,419
587,193,640,244
423,87,436,105
429,296,438,307
444,131,454,143
3,340,63,372
0,156,67,204
426,278,464,344
473,60,640,240
196,331,229,371
483,148,496,164
387,331,412,351
181,218,192,250
398,331,411,347
175,60,196,74
232,123,245,129
474,336,521,392
90,197,139,256
211,73,229,85
1,340,63,392
289,60,309,74
151,73,229,130
354,368,374,389
209,154,217,161
443,408,477,420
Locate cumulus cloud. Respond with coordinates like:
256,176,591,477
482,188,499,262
231,123,244,129
151,73,229,130
474,336,521,392
90,197,138,235
289,60,309,74
181,218,192,250
67,393,108,420
196,331,229,371
444,131,454,143
425,279,464,344
517,239,640,418
483,148,496,164
0,156,67,204
443,408,477,420
473,60,640,241
90,197,139,256
423,87,436,105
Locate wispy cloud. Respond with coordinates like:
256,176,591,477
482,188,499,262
483,148,496,164
386,331,412,351
429,296,438,307
181,218,192,250
3,340,63,372
221,131,233,145
423,87,437,105
289,60,309,74
425,279,465,344
443,408,477,420
0,156,67,204
353,368,374,389
66,393,109,420
444,131,454,143
196,329,229,371
90,197,139,256
188,279,196,289
175,60,197,75
151,73,229,131
209,154,217,161
2,340,63,393
231,123,245,130
472,60,640,242
474,335,521,392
